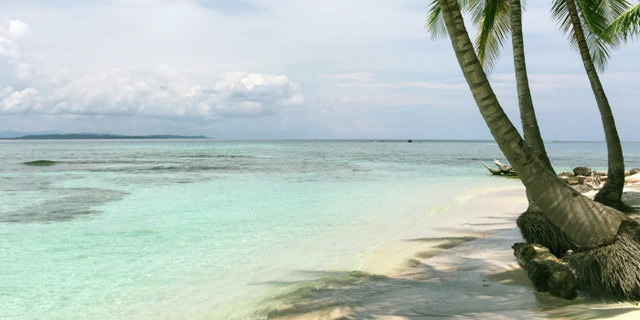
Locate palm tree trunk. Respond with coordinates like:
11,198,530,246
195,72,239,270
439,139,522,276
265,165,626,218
436,0,627,249
564,0,626,209
509,0,554,213
510,0,553,174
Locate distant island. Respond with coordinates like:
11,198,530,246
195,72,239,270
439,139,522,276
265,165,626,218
5,133,210,140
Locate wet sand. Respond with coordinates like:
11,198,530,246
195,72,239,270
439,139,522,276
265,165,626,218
261,184,640,320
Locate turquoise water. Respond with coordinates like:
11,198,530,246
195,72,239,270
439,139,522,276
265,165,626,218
1,140,639,319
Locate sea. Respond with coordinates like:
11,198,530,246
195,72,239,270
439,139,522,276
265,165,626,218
1,140,639,319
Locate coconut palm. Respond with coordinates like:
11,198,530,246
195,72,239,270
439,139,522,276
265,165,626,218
471,0,630,210
427,0,555,205
431,0,626,250
552,0,630,210
439,0,631,210
427,0,552,173
432,0,640,301
428,0,572,253
602,2,640,41
476,0,554,173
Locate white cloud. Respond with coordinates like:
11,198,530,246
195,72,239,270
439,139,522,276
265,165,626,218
0,19,33,79
0,18,304,119
321,72,466,90
0,87,39,114
0,66,303,118
0,36,19,59
321,72,374,83
491,72,640,93
7,19,29,38
337,81,467,90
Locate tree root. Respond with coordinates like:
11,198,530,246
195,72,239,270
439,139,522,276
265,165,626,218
513,243,577,300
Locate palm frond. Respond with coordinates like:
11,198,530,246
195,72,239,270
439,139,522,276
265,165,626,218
602,3,640,42
550,0,628,72
426,0,448,39
426,0,480,40
474,0,511,73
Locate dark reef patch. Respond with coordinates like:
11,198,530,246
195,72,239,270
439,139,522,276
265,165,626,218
0,188,128,223
23,160,58,166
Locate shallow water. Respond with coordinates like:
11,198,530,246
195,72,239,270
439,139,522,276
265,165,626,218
1,140,639,319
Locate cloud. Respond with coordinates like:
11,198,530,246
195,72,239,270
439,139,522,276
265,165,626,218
0,19,33,79
321,72,466,90
0,87,40,114
337,81,467,90
0,18,302,120
488,73,640,93
321,72,374,83
7,19,29,38
1,66,303,118
0,36,19,60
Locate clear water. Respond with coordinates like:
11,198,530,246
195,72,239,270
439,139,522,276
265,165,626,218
1,140,639,319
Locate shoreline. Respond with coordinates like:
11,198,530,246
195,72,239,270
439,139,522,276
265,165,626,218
218,185,527,319
213,183,524,319
242,183,640,320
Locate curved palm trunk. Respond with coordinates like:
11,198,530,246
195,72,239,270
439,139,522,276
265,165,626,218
510,0,553,174
436,0,627,249
564,0,626,209
509,0,554,213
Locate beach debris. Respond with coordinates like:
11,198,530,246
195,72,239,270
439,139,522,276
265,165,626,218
483,161,638,192
512,242,577,300
482,159,516,176
573,166,593,177
628,173,640,184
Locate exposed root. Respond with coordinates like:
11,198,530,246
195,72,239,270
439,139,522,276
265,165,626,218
516,210,580,257
563,221,640,302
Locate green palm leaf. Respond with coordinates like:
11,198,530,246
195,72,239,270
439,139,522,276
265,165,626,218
473,0,511,72
426,0,476,40
551,0,629,72
602,3,640,41
427,0,511,73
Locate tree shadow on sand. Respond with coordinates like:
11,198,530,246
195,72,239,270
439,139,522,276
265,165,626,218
246,233,640,320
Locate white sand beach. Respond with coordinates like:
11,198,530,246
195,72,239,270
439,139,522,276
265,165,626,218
264,183,640,320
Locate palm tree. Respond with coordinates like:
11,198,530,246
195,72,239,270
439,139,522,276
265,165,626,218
602,2,640,41
552,0,629,210
432,0,640,301
427,0,554,200
477,0,554,172
433,0,626,249
428,0,553,173
428,0,572,253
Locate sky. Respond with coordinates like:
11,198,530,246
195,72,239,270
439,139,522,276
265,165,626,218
0,0,638,140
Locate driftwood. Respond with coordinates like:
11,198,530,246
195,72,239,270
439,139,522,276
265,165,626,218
481,162,640,193
512,243,577,300
483,159,516,176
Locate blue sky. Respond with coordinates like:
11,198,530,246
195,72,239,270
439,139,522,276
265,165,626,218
0,0,639,140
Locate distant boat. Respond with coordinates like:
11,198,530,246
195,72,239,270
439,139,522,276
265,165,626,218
407,139,412,143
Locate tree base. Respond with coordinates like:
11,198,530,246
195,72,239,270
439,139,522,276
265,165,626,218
516,210,581,257
594,193,635,213
563,221,640,302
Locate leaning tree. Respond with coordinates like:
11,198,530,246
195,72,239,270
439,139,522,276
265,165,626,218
427,0,576,255
552,0,630,210
432,0,640,301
